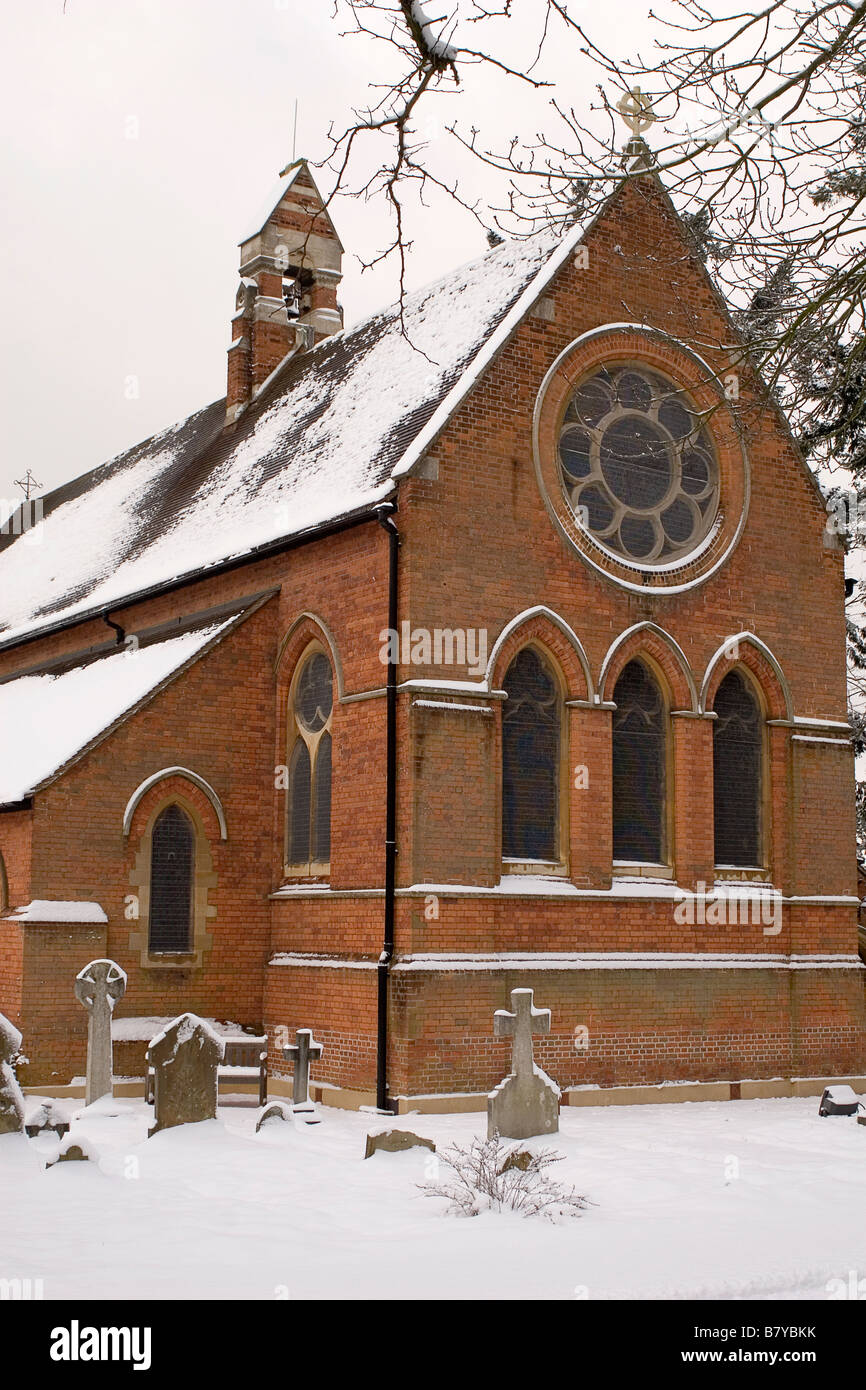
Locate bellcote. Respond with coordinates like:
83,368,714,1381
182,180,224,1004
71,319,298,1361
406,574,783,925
226,159,344,424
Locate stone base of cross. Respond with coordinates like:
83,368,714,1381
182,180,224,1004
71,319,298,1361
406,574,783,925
488,987,560,1140
282,1028,323,1125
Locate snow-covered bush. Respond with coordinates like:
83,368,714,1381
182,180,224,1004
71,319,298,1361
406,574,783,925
420,1134,589,1220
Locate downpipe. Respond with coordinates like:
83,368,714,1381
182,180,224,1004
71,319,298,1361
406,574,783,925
375,501,399,1113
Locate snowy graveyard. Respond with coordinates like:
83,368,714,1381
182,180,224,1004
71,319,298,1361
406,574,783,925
2,1091,866,1300
3,987,866,1300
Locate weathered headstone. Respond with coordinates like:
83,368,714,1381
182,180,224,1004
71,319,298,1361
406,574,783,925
282,1028,323,1122
146,1013,224,1135
487,987,560,1140
364,1128,436,1159
255,1100,293,1132
0,1011,25,1136
74,958,127,1106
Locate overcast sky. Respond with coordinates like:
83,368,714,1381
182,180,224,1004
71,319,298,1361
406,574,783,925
0,1,657,496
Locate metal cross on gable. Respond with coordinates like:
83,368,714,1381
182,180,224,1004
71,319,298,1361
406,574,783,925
282,1027,323,1111
493,988,551,1080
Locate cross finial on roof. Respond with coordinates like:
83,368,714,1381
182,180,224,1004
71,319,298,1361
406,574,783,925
616,86,656,140
14,469,42,501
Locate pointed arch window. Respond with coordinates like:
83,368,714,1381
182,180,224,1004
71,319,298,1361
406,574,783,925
713,669,763,867
502,647,561,863
612,660,667,864
148,804,194,952
286,650,333,874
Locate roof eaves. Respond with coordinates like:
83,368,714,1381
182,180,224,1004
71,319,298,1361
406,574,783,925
0,588,280,686
4,598,271,808
0,495,392,656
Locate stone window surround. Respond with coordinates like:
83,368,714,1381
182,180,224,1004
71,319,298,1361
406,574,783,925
532,325,750,596
127,790,217,971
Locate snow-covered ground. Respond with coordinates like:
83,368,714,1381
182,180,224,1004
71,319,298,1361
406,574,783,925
2,1096,865,1301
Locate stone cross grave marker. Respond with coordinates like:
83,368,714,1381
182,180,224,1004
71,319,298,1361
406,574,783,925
74,958,127,1107
488,987,560,1140
0,1011,25,1136
282,1028,323,1121
147,1013,224,1135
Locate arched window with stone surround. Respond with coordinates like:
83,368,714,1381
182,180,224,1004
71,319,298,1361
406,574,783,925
502,646,561,864
285,649,333,874
713,669,763,868
612,659,667,865
148,804,194,953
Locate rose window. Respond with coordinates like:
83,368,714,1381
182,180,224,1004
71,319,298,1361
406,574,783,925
558,365,720,564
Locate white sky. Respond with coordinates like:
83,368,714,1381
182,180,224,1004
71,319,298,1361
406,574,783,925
0,0,661,496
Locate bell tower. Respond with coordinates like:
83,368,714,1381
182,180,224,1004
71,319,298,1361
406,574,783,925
226,159,344,424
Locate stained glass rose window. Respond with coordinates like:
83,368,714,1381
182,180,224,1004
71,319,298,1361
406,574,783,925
558,365,719,564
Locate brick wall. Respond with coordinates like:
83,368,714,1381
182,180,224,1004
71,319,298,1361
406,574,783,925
1,170,862,1097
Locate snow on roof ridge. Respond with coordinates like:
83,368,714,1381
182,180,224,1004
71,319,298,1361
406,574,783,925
34,219,577,517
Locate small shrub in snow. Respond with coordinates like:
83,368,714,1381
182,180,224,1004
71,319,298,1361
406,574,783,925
419,1134,589,1220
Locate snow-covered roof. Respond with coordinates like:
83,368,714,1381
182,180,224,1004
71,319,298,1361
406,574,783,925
0,220,585,651
0,614,242,806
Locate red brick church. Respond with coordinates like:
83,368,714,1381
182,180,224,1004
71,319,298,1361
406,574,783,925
1,158,863,1109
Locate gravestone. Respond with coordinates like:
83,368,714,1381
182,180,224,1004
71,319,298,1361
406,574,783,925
818,1084,860,1117
364,1129,436,1159
255,1101,293,1132
282,1028,323,1123
0,1011,25,1136
146,1013,224,1135
74,958,127,1106
487,987,560,1140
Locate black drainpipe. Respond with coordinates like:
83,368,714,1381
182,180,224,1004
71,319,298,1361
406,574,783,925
375,501,399,1112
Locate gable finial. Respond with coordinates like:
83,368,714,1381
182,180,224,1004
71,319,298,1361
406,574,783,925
616,86,657,165
616,86,656,140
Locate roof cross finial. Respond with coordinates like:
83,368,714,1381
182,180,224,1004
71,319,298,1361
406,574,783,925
616,86,656,141
14,469,42,501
